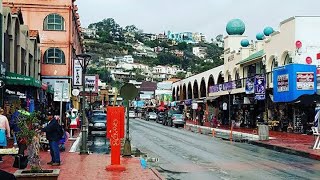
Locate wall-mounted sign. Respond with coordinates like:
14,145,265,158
296,72,314,90
5,89,26,99
73,58,83,86
255,75,265,100
277,74,289,92
245,77,254,94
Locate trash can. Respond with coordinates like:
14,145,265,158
258,125,269,140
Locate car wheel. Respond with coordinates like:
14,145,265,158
174,124,178,128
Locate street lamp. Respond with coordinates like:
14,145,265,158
75,53,92,155
262,57,268,124
228,89,232,126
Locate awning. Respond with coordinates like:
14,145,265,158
4,72,41,88
206,96,220,101
237,50,265,65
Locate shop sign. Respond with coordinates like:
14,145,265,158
73,58,83,86
245,77,254,94
209,81,236,94
184,99,192,105
277,74,289,92
5,89,26,98
254,75,265,100
192,103,198,110
296,72,314,90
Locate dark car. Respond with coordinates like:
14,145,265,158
156,112,167,123
89,113,107,135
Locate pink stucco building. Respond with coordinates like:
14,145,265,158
3,0,83,87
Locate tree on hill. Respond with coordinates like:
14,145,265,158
175,72,186,79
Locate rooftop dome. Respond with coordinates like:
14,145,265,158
226,19,245,35
256,32,265,40
263,27,274,36
240,39,250,47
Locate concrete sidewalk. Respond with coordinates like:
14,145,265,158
185,123,320,161
0,133,164,180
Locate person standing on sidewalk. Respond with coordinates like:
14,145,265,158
41,111,61,166
0,108,10,163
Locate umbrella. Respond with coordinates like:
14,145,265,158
157,106,166,111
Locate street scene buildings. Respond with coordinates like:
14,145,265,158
0,1,320,180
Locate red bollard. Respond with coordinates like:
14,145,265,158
106,107,126,171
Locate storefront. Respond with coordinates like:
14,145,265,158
2,72,42,114
273,64,317,134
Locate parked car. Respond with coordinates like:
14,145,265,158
156,112,167,124
172,114,185,128
129,111,136,118
92,109,106,115
89,113,107,135
146,112,157,121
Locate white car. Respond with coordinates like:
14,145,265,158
147,112,157,121
129,111,135,118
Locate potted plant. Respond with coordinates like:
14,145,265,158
13,111,60,180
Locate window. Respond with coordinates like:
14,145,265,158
284,54,292,65
44,48,65,64
44,14,64,31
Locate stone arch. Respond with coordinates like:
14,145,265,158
217,71,224,84
183,84,187,100
200,78,206,97
280,51,292,66
207,75,215,93
225,70,232,82
187,82,192,99
193,80,199,99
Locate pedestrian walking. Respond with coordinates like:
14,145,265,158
41,111,61,166
0,108,10,163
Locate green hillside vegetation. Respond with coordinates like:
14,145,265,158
85,18,224,75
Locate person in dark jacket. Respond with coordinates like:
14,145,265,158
41,111,60,166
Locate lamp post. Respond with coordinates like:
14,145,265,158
75,53,92,155
262,57,268,124
228,89,232,126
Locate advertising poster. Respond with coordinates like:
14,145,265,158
296,72,314,90
254,75,265,100
245,77,254,94
277,74,289,92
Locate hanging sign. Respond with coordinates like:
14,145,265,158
245,77,254,94
73,58,83,86
254,75,265,100
296,72,314,90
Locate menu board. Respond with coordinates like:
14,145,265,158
296,72,314,90
277,74,289,92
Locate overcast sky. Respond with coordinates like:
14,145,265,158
76,0,320,40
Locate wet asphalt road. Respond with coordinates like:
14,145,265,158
130,118,320,180
88,132,110,154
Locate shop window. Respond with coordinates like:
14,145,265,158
44,14,65,31
43,48,65,64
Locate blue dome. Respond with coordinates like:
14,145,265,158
226,19,246,35
263,27,274,36
256,33,265,40
240,39,250,47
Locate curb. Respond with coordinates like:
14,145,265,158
150,168,165,180
69,132,81,153
248,140,320,161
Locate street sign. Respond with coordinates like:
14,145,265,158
120,83,138,100
0,80,5,88
54,82,70,102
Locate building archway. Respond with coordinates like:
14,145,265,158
193,80,199,99
183,84,187,100
187,82,192,99
217,72,224,84
208,75,215,94
200,78,206,97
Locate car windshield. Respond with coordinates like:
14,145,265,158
91,114,106,122
150,112,156,115
173,114,183,118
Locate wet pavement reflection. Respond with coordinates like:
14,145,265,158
88,132,110,154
